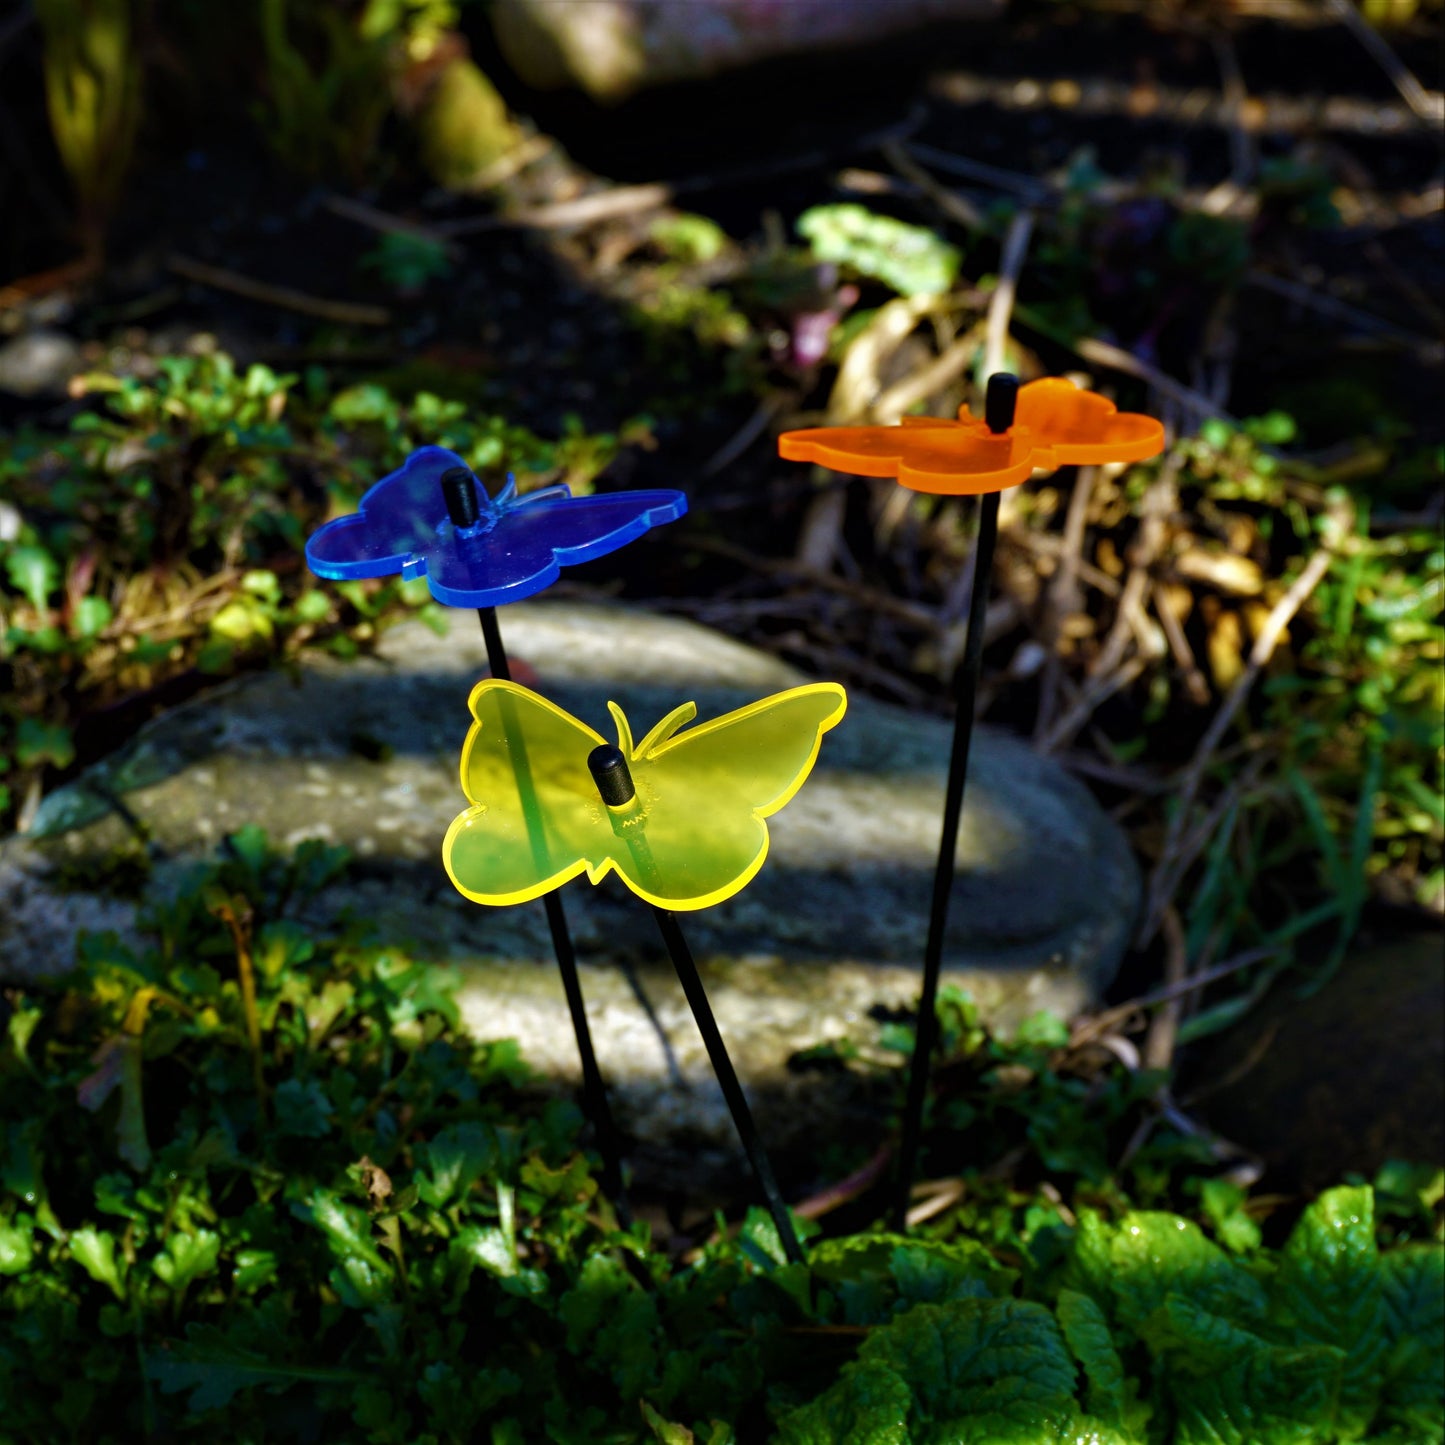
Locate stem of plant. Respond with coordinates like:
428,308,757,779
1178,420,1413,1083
891,374,1016,1232
211,898,267,1109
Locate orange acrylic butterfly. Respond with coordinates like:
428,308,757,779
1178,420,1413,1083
778,377,1166,495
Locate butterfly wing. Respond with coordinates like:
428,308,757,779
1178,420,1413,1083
611,683,847,910
959,378,1165,467
306,446,465,580
779,419,1036,495
421,489,688,607
443,681,616,906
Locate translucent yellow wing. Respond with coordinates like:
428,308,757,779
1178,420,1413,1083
442,680,847,912
610,683,848,910
442,681,613,906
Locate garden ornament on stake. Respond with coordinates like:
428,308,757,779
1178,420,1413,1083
444,677,849,1264
779,373,1164,1230
306,445,688,1217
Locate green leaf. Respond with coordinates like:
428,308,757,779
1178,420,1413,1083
4,544,59,610
1070,1210,1267,1337
241,568,281,603
856,1297,1080,1441
255,918,315,980
2,1122,59,1236
1057,1289,1136,1432
329,384,395,425
293,588,331,623
0,1221,34,1274
559,1253,660,1399
291,1188,390,1273
330,1254,394,1308
1272,1185,1385,1436
1146,1295,1342,1445
233,1248,279,1293
776,1361,912,1445
649,213,728,264
69,1226,127,1301
797,204,962,297
417,1121,496,1207
5,1004,42,1070
272,1077,334,1139
148,1322,364,1413
72,595,113,637
152,1228,221,1291
1200,1178,1263,1255
14,717,75,769
1377,1244,1445,1442
453,1224,516,1279
889,1240,1011,1308
640,1399,697,1445
210,598,273,643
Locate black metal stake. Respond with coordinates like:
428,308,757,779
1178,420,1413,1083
588,744,805,1265
891,374,1016,1232
442,468,629,1222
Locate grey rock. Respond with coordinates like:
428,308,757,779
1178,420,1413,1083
0,328,82,398
1,604,1138,1188
492,0,1003,101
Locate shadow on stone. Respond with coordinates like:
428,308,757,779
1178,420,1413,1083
1,603,1142,1191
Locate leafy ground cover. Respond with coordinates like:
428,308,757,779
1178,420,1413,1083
2,834,1440,1443
0,346,642,826
2,2,1443,1437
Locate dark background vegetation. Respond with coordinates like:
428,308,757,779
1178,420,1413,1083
0,0,1441,1440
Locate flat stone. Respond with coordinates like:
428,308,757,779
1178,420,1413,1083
1,604,1138,1189
492,0,1003,101
0,328,82,398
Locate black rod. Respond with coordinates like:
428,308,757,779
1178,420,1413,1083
891,491,999,1230
651,905,805,1265
585,744,803,1264
441,461,629,1220
477,606,628,1219
892,372,1017,1232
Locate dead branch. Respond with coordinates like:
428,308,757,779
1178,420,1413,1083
1140,526,1342,941
167,255,390,326
1323,0,1445,124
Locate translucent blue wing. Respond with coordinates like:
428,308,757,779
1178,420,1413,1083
305,445,687,607
307,446,463,580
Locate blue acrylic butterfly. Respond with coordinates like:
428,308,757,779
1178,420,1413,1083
305,446,687,607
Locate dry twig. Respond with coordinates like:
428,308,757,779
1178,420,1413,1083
1140,529,1342,942
1323,0,1445,124
881,139,987,232
1144,907,1189,1071
1033,465,1097,740
323,195,460,252
1073,336,1235,427
167,255,390,326
1071,943,1285,1050
983,209,1037,380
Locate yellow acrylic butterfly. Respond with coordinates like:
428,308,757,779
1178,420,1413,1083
442,680,847,912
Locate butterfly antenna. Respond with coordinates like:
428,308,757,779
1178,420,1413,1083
586,746,805,1266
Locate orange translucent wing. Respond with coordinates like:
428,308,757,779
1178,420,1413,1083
957,378,1165,467
778,419,1037,495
